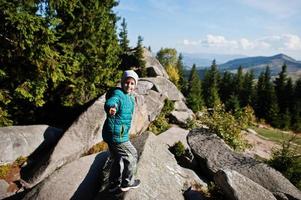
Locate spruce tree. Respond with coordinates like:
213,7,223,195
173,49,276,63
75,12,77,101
274,64,288,113
291,78,301,131
203,60,221,108
255,66,279,125
187,64,203,112
176,53,187,93
53,0,121,106
135,35,146,77
241,70,254,107
119,18,130,53
219,71,235,110
0,0,122,126
234,66,244,104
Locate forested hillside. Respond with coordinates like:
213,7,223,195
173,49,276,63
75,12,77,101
0,0,146,128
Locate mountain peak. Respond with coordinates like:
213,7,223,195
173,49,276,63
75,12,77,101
272,53,295,62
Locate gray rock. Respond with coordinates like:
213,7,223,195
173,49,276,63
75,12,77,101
187,128,301,200
124,132,205,200
0,125,63,164
20,96,107,189
156,125,190,149
214,169,277,200
170,111,194,127
134,80,154,95
143,48,169,78
174,101,190,111
170,101,195,127
0,179,13,199
22,152,109,200
142,77,185,101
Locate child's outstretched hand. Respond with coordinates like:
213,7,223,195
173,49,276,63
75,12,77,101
109,106,116,116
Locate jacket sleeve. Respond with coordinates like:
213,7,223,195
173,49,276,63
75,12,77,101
104,89,121,113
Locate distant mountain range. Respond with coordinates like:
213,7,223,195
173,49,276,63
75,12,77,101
182,53,301,80
219,54,301,78
182,53,245,68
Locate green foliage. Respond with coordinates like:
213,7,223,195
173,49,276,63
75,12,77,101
176,53,188,93
170,141,186,157
0,0,121,126
268,136,301,190
119,18,130,53
165,64,180,87
203,60,221,108
148,99,174,135
135,35,146,77
187,64,203,112
198,104,249,151
156,48,178,68
184,118,198,130
0,156,27,179
84,141,108,156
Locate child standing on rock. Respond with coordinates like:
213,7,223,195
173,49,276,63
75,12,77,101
102,70,140,192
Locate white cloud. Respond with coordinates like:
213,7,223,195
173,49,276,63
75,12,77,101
202,34,238,48
181,34,301,55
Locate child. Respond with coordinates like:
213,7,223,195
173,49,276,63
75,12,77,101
102,70,140,192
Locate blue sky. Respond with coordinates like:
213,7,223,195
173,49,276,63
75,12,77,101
114,0,301,60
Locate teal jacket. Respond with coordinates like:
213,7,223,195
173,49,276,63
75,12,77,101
102,88,135,144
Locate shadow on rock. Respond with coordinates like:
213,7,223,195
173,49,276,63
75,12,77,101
20,127,63,186
71,152,109,200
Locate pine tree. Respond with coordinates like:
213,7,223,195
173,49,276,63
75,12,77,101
234,66,244,104
291,78,301,131
219,71,234,109
187,64,203,112
241,70,254,107
53,0,122,106
156,48,178,68
0,0,122,126
176,53,187,93
203,60,221,108
119,18,130,53
274,64,288,113
255,66,279,125
135,35,146,77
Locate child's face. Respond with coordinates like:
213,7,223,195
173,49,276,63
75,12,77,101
122,77,136,93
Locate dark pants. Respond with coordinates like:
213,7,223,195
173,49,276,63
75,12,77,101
107,141,138,186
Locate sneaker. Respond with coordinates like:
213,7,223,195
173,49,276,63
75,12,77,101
120,179,141,192
108,182,120,192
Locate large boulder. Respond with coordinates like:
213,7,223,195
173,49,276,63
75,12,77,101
0,125,62,164
20,95,108,189
143,48,169,78
170,101,195,127
22,152,109,200
124,132,206,200
142,77,185,101
187,128,301,200
156,125,190,149
214,169,277,200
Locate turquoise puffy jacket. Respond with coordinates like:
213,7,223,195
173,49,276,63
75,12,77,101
102,88,135,144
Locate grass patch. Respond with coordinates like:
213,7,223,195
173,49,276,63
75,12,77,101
0,156,27,180
84,141,108,156
251,126,301,146
148,99,174,135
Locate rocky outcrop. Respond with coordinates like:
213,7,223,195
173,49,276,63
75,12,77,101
214,169,277,200
124,132,205,200
20,95,108,189
143,49,169,78
0,125,63,164
19,55,177,189
141,77,185,101
170,101,195,127
22,152,109,200
187,128,301,200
